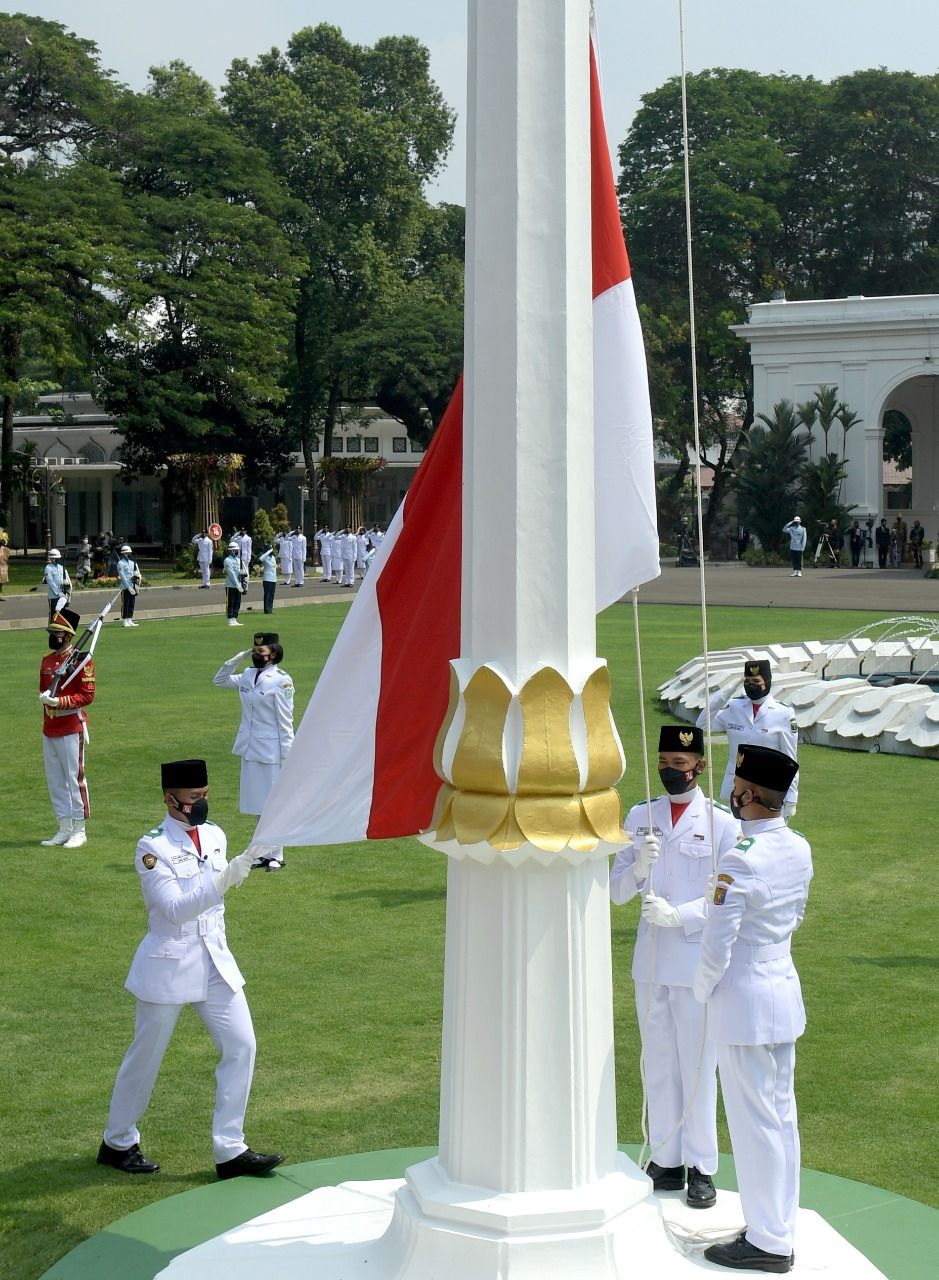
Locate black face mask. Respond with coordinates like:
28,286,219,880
658,766,698,795
48,633,68,651
743,681,768,701
251,653,270,669
729,790,748,819
172,795,209,827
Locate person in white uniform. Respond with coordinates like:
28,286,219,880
191,531,214,587
355,527,368,576
277,530,294,584
213,632,295,871
290,527,307,586
238,527,253,575
98,758,284,1180
339,528,356,586
697,659,799,817
315,525,331,580
611,724,739,1208
694,745,811,1275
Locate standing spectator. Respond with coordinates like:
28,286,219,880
191,531,214,588
875,517,891,568
105,534,119,578
736,522,750,561
892,514,908,564
909,519,925,569
849,522,864,568
781,517,806,577
117,545,141,628
290,527,307,587
92,534,107,579
695,746,811,1275
259,545,277,614
38,606,95,848
223,543,244,627
0,529,9,598
43,548,71,622
76,536,92,586
611,725,740,1209
827,519,844,566
212,636,295,872
277,529,294,585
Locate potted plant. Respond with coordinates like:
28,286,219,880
923,539,935,567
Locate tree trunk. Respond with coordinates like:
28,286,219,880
0,327,21,529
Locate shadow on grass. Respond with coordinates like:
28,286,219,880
332,887,446,909
849,954,939,970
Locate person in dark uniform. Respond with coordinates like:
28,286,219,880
875,518,891,569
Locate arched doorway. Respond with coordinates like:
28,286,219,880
878,373,939,537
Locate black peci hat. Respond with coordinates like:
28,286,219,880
161,759,208,790
253,632,279,647
743,658,772,683
734,744,798,793
659,725,704,754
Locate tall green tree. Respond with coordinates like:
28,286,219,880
92,63,300,528
223,23,455,471
733,400,809,553
0,14,132,526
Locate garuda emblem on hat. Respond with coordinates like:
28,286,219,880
747,663,761,675
736,751,745,767
679,730,693,747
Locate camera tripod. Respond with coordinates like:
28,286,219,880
813,531,839,568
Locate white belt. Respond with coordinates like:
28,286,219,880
152,917,220,939
732,940,791,963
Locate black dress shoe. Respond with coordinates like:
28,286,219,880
645,1160,685,1191
97,1140,160,1174
216,1148,285,1180
704,1235,793,1273
686,1165,717,1208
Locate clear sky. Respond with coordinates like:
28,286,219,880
19,1,939,203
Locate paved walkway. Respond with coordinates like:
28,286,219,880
2,561,936,633
0,575,359,632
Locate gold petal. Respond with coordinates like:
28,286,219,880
430,784,456,841
515,794,580,852
451,790,511,846
582,666,625,791
568,825,600,853
517,667,580,795
432,666,461,781
580,789,627,843
451,667,511,794
487,799,528,851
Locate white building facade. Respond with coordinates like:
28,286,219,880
732,294,939,532
8,394,429,550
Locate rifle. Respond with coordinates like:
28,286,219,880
49,591,122,696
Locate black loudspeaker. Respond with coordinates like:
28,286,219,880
220,495,258,530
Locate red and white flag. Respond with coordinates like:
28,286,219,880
254,36,658,848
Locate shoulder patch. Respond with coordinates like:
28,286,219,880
734,837,756,853
713,884,728,905
790,719,798,732
714,801,732,813
141,853,158,870
717,872,734,884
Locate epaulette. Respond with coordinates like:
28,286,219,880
144,825,163,838
733,836,756,853
789,827,806,838
713,801,732,814
203,819,219,828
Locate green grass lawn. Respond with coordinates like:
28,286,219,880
1,601,936,1280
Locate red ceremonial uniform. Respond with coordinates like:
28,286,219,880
40,649,96,737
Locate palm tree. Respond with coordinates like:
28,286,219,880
733,400,810,553
814,384,841,454
796,399,818,461
834,401,862,506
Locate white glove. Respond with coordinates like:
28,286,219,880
634,834,660,884
641,893,682,928
39,690,60,707
230,650,251,663
705,871,716,902
213,849,255,894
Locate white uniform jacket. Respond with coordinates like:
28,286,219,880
213,656,295,763
697,692,799,807
125,818,244,1004
191,535,214,564
292,533,307,564
611,790,740,986
693,818,813,1045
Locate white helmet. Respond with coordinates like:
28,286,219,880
48,548,61,559
792,516,801,524
120,544,132,554
228,543,239,552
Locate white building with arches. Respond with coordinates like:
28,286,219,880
733,293,939,534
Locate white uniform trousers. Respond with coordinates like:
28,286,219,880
280,552,292,583
717,1042,799,1256
634,980,718,1174
341,554,355,585
43,733,90,821
199,559,211,586
292,554,304,585
320,547,332,580
104,964,256,1163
